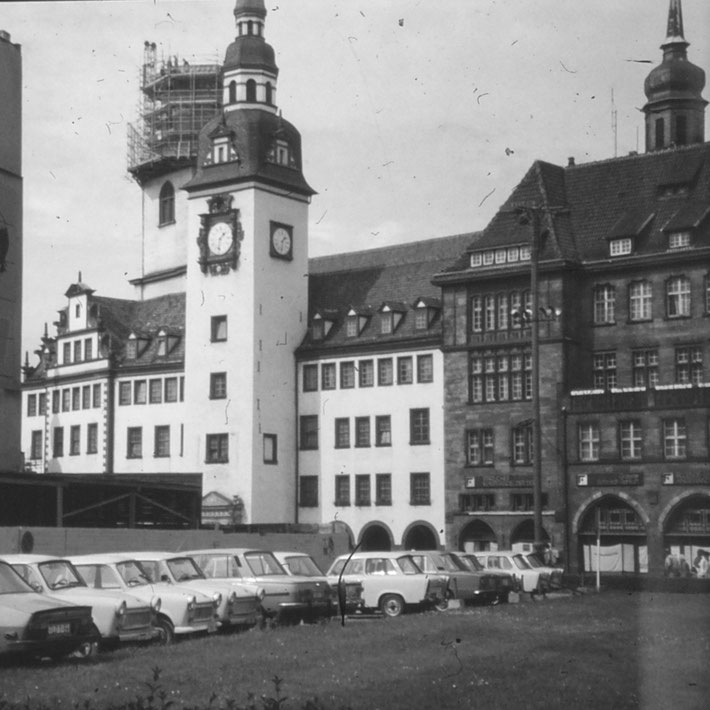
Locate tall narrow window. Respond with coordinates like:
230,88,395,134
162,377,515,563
629,281,652,321
299,415,319,450
53,427,64,458
410,408,430,445
211,315,228,342
229,80,237,104
334,418,350,449
666,276,691,318
655,118,664,149
593,285,616,324
632,349,659,388
355,417,371,447
87,423,98,454
127,427,142,459
375,474,392,506
205,433,228,463
619,421,642,460
355,475,371,506
467,429,494,465
663,418,686,459
410,473,431,506
593,352,617,389
159,181,175,226
69,426,80,456
675,347,703,384
265,82,273,105
375,416,391,446
246,79,257,102
578,423,600,461
154,426,170,458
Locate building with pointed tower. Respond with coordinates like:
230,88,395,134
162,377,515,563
0,29,22,472
433,0,710,577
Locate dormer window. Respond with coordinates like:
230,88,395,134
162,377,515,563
668,231,691,250
412,297,440,331
471,245,528,268
126,337,137,360
157,333,167,357
379,304,405,335
203,134,239,167
345,308,370,337
311,312,336,341
610,238,632,257
267,138,296,168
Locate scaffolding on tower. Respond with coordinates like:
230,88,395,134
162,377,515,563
127,41,222,184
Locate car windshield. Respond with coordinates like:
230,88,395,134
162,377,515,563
0,561,35,594
76,563,129,589
512,555,534,571
38,560,85,590
396,556,422,575
462,554,485,572
167,557,205,582
525,555,543,569
194,554,240,579
244,552,285,576
282,556,323,577
440,554,468,572
116,561,152,587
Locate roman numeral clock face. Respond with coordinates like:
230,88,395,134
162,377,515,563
208,222,234,256
270,223,293,260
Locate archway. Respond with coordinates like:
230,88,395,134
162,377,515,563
458,519,497,552
510,519,550,553
577,495,648,574
402,522,438,551
661,493,710,575
358,523,392,552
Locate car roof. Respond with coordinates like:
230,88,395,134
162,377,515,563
0,554,68,564
69,552,149,564
184,548,271,556
334,551,415,560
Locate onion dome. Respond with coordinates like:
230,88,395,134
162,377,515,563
224,0,277,75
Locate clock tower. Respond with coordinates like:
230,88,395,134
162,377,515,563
183,0,314,523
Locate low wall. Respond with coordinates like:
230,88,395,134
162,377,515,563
0,526,351,573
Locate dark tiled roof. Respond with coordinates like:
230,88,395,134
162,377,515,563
300,233,480,352
437,142,710,278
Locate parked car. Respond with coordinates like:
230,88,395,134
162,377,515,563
409,551,508,605
272,551,358,615
3,554,157,655
473,551,550,595
188,548,333,622
326,551,448,618
0,559,99,661
123,552,261,632
524,553,564,589
70,553,218,643
455,552,518,600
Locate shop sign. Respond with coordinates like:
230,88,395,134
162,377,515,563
466,474,533,489
576,472,643,487
661,471,710,486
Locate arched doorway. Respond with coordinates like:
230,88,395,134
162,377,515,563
577,495,648,574
359,523,392,552
662,493,710,574
510,519,550,553
458,519,497,552
402,523,438,551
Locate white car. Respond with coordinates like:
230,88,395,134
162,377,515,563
3,554,156,655
524,553,564,589
474,551,550,595
128,551,262,632
70,553,218,643
326,551,448,617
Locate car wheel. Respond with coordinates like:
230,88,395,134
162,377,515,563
73,624,100,659
379,594,405,618
435,590,452,611
155,616,175,645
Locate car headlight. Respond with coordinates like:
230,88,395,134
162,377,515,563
187,595,197,612
116,601,127,617
228,591,237,606
151,596,161,613
212,592,223,608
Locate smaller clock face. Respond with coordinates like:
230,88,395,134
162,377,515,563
272,227,292,257
208,222,234,256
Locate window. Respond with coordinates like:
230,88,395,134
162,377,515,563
460,494,495,512
303,365,318,392
414,307,429,330
346,315,359,338
30,431,43,460
417,354,433,383
153,426,170,457
39,393,46,415
159,181,175,225
497,293,509,331
378,358,393,386
471,295,482,333
27,394,37,417
410,473,430,505
467,429,494,465
655,117,664,149
666,276,690,318
263,434,277,464
127,427,142,459
471,350,532,403
355,475,371,506
81,385,90,409
484,294,496,331
358,360,374,387
335,475,350,506
668,231,691,250
632,349,659,387
593,352,617,389
380,312,393,334
145,379,161,404
375,416,391,446
61,389,70,412
69,425,80,456
71,387,80,411
210,372,227,399
512,425,534,465
334,418,350,449
165,378,178,403
398,356,413,384
63,342,71,364
629,281,652,321
355,417,370,447
299,476,318,507
299,415,319,450
676,346,703,384
511,493,548,511
84,338,93,361
52,427,64,458
610,238,632,256
87,423,98,454
211,315,227,342
620,421,642,460
593,285,616,324
180,377,185,401
118,381,131,405
206,433,229,463
663,418,687,459
52,391,60,414
246,78,257,102
340,362,355,388
410,408,430,445
134,380,146,405
228,80,236,104
578,423,600,461
73,340,82,363
92,384,101,408
321,363,336,390
375,474,392,506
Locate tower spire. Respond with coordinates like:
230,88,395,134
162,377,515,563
665,0,685,43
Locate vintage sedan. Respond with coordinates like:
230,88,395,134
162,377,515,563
474,551,550,595
524,553,564,589
70,553,219,643
119,552,261,632
4,554,157,655
0,559,99,661
326,551,448,618
409,551,507,606
188,548,333,622
455,552,517,600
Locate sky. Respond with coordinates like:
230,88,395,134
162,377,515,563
2,0,709,360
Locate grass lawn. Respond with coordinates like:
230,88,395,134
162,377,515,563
1,590,709,709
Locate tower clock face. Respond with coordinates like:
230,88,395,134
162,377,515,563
270,224,293,259
208,222,234,256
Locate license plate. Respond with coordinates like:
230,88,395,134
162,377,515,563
47,622,71,636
